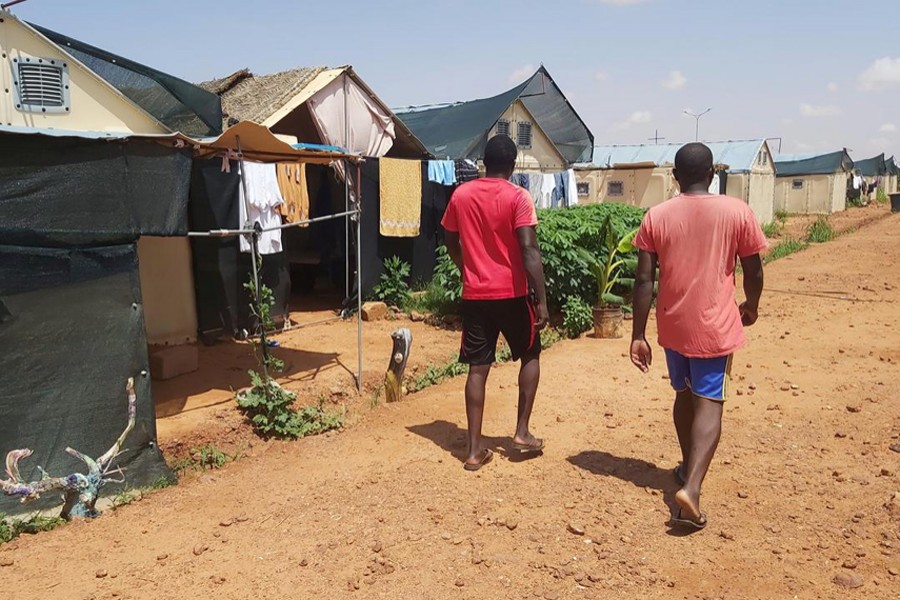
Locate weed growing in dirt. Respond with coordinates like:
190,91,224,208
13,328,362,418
562,296,593,339
372,256,412,308
876,187,889,204
0,513,65,545
775,210,789,223
765,239,808,264
806,217,835,243
761,221,781,239
196,443,229,469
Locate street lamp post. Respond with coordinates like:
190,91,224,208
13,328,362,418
684,108,712,141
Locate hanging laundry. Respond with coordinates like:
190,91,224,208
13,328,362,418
708,172,720,195
380,158,422,237
511,173,530,189
566,169,579,207
540,174,556,209
239,161,284,255
527,173,543,201
552,172,567,208
455,159,479,183
276,162,310,226
427,160,457,186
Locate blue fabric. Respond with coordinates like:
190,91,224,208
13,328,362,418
552,172,567,208
511,173,530,188
664,349,732,401
292,142,351,153
428,160,456,185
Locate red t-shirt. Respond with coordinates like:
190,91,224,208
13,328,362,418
441,178,538,300
633,194,768,358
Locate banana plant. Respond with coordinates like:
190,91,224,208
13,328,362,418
578,217,640,309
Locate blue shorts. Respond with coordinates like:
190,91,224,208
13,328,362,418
664,349,733,402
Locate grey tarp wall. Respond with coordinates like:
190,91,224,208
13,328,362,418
0,132,189,514
775,151,853,177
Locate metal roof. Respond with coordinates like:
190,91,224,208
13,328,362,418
582,139,768,173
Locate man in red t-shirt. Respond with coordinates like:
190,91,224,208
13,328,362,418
630,143,767,529
441,135,550,471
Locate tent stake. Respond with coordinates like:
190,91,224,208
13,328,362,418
356,160,363,394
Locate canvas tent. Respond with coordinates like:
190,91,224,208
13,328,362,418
774,150,853,214
0,122,358,515
575,140,776,224
395,66,594,170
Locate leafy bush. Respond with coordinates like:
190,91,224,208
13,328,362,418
416,246,462,316
805,217,835,243
761,221,781,238
237,370,342,439
562,295,593,339
765,239,808,264
372,256,413,308
536,203,645,311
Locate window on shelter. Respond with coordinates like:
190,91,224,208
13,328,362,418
12,56,71,114
792,179,804,190
496,119,511,138
608,181,624,197
577,182,590,197
759,151,768,166
517,122,533,148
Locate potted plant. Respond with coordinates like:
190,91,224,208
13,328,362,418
578,217,639,339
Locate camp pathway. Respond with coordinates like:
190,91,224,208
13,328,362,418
2,214,900,600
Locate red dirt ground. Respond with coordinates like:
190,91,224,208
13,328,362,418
2,206,899,600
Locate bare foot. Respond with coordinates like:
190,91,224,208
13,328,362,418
675,488,702,521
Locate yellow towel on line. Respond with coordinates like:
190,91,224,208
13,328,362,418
379,157,421,237
276,162,310,227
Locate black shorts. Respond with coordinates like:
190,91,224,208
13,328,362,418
459,296,541,365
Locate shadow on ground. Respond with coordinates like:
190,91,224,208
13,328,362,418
407,420,543,465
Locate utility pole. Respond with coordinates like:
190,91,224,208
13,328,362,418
683,108,712,141
648,130,666,144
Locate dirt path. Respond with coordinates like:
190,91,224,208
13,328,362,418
3,214,899,600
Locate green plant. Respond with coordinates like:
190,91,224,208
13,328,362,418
805,217,835,243
1,513,66,544
408,357,468,393
876,187,889,204
765,239,808,264
372,256,413,308
195,443,228,470
775,210,789,223
562,295,593,339
578,217,639,309
540,327,564,348
761,221,781,238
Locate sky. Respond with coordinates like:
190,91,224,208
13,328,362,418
12,0,900,159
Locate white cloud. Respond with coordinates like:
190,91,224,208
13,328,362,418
879,123,897,133
508,64,534,84
594,71,609,82
800,103,841,118
662,70,687,91
827,82,839,93
616,110,652,129
859,57,900,91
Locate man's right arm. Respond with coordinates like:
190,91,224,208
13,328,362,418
630,250,657,372
738,254,763,326
516,226,549,329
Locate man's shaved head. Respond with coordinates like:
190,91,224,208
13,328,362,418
674,142,714,191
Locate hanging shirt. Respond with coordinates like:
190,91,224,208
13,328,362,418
852,175,862,190
552,172,566,208
427,160,457,186
454,159,478,183
566,169,579,207
541,174,556,209
276,163,310,226
239,161,284,255
708,173,721,195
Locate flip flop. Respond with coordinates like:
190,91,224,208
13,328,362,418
511,438,545,454
463,449,494,471
672,509,708,530
673,464,686,486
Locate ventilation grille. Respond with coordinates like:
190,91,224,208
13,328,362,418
496,119,510,138
517,122,533,148
12,57,70,114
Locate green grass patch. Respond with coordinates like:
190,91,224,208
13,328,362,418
761,221,782,239
765,238,808,264
805,217,835,243
1,513,66,545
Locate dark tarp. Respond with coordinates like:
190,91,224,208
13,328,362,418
0,244,170,514
397,66,593,165
887,156,900,177
189,158,291,338
854,154,886,177
775,151,853,177
355,159,449,296
0,132,189,514
0,133,192,246
32,24,223,137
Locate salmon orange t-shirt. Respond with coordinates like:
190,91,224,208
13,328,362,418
441,178,538,300
633,194,768,358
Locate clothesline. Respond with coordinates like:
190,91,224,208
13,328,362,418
185,208,361,238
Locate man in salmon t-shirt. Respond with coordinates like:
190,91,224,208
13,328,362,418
630,143,767,529
441,135,550,471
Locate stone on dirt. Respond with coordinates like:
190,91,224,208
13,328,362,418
361,302,388,322
833,573,864,588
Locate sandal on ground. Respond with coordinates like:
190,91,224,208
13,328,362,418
511,438,545,454
672,509,708,530
463,449,494,471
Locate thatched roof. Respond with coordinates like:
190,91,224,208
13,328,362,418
198,66,328,125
